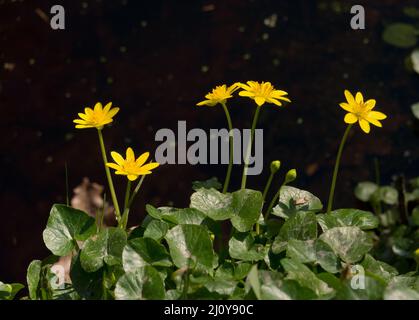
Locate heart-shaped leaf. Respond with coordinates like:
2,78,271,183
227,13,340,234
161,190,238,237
43,204,96,256
80,227,127,272
272,212,317,254
317,209,379,231
165,224,216,271
229,233,266,261
318,227,373,264
122,238,172,272
115,266,165,300
230,189,263,232
272,186,322,219
190,188,233,220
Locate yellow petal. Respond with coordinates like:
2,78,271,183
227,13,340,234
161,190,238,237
136,152,150,166
103,102,112,113
73,119,87,124
75,124,92,129
344,113,358,124
365,99,376,110
255,97,266,106
359,119,370,133
126,148,135,162
355,92,364,104
84,107,94,116
368,111,387,120
127,174,138,181
239,91,255,97
139,162,160,172
94,102,103,112
366,117,382,127
339,103,353,112
344,90,355,105
106,163,121,170
78,113,89,120
111,151,125,165
278,96,291,103
106,107,120,119
197,100,216,106
269,98,283,107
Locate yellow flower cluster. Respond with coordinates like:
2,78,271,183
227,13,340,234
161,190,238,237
197,81,291,107
73,103,160,181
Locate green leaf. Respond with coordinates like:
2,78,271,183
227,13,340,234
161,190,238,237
145,204,164,219
229,233,266,261
230,189,263,232
411,50,419,75
42,204,96,256
234,263,253,280
382,23,418,48
272,186,322,219
378,186,398,205
354,181,378,202
190,188,233,221
384,284,419,300
165,224,216,271
246,265,261,299
80,227,127,272
161,208,207,225
286,239,316,264
27,260,42,300
317,209,379,231
281,258,335,299
0,282,24,300
361,254,398,282
315,239,342,273
115,266,165,300
192,177,222,191
122,238,172,272
257,271,317,300
272,212,317,254
143,219,170,241
318,227,373,263
205,279,238,296
70,254,104,299
412,206,419,226
412,102,419,119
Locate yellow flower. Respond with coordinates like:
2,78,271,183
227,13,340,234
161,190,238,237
106,148,160,181
238,81,291,107
340,90,387,134
73,102,120,129
197,83,240,106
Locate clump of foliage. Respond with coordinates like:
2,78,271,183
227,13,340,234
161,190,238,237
1,82,418,300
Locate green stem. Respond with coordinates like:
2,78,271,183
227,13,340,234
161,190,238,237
262,171,275,201
326,124,352,214
265,184,283,221
124,180,132,211
241,106,261,189
256,170,275,235
97,129,121,221
120,175,147,230
221,103,234,194
128,174,146,208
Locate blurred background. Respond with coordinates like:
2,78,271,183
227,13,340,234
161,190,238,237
1,0,418,283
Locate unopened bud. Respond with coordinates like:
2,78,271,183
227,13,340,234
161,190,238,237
270,160,281,174
284,169,297,185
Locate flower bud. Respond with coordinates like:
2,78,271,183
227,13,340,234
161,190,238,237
270,160,281,174
415,248,419,265
284,169,297,185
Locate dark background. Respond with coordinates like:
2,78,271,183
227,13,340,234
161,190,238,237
1,0,418,283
